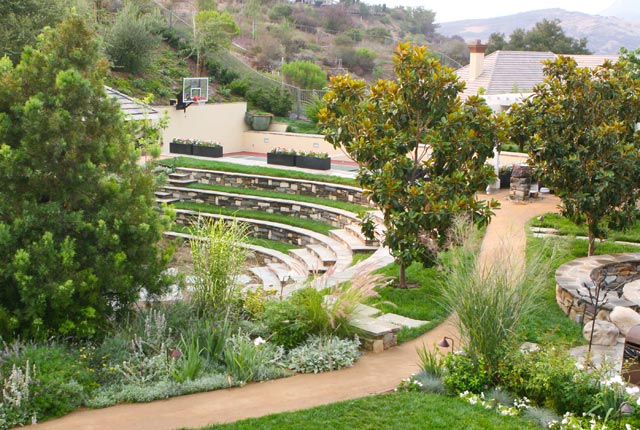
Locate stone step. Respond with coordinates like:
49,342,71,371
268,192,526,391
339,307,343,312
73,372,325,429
168,178,198,185
354,303,382,318
248,266,281,290
169,172,190,179
376,313,429,329
267,263,307,284
288,248,328,273
155,191,173,198
329,229,379,253
345,223,378,246
156,197,179,204
306,244,336,267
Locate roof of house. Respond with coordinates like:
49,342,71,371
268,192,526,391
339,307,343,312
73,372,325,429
105,86,158,121
456,51,620,99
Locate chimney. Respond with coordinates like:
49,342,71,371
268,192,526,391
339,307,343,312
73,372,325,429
468,40,488,81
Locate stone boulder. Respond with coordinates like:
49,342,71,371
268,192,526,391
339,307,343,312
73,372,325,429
623,279,640,305
610,306,640,336
582,320,619,346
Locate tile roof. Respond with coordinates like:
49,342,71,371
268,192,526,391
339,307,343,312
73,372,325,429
105,86,158,121
456,51,620,100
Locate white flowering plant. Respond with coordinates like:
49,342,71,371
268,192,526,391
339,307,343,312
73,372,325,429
459,390,530,417
396,375,424,393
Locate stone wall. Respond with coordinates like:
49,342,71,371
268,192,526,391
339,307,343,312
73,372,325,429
175,167,372,207
164,186,359,229
555,253,640,322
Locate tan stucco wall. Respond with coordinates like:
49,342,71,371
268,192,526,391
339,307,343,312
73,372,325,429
160,101,345,157
242,131,341,156
160,102,248,154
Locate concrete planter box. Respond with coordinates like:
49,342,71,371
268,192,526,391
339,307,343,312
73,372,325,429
192,145,222,158
296,155,331,170
170,141,193,155
267,153,296,166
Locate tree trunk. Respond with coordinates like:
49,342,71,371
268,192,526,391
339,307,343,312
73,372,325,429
398,261,407,289
588,232,596,256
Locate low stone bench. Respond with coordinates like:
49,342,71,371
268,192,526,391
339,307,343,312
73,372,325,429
349,315,401,353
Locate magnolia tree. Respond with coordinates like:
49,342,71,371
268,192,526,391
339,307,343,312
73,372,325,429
319,42,500,287
510,56,640,255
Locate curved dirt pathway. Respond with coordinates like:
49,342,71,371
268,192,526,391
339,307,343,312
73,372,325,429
26,190,560,430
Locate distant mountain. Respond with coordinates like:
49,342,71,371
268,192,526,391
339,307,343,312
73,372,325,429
438,8,640,54
601,0,640,22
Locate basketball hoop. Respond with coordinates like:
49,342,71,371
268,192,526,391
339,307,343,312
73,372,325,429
193,95,205,106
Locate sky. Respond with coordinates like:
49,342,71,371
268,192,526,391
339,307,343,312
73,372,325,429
366,0,617,23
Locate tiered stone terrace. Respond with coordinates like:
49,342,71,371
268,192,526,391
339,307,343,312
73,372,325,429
158,167,425,351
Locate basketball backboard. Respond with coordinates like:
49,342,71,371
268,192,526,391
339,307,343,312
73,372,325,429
182,77,209,103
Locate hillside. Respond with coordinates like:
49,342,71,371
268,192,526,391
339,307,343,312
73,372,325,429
438,8,640,54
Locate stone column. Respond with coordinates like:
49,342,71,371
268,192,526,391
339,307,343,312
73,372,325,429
509,164,531,201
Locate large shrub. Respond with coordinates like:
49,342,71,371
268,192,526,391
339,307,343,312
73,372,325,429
0,16,171,339
104,2,161,73
281,61,327,90
246,86,292,117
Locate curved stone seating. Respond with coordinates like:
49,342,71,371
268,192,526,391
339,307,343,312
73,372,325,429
162,185,361,229
170,167,372,207
555,253,640,322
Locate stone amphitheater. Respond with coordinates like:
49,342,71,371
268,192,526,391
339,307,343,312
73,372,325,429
155,165,428,351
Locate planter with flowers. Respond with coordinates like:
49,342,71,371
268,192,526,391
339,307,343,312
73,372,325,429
169,138,194,155
295,151,331,170
192,140,223,158
267,148,297,166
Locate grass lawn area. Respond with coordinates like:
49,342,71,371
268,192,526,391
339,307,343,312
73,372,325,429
531,213,640,243
520,234,640,346
274,117,321,134
369,262,448,343
186,182,369,215
173,202,334,236
165,157,357,186
169,224,298,254
203,392,539,430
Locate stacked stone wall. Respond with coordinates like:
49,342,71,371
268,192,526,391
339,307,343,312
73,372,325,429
176,167,372,207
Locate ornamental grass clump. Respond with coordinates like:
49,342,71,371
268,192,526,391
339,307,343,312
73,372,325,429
323,265,390,335
189,217,250,320
439,216,554,382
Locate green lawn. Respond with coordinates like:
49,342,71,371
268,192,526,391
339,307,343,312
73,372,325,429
369,262,449,343
186,182,369,215
202,392,539,430
169,224,298,254
274,116,322,134
531,212,640,243
173,202,334,236
164,157,357,186
520,234,640,346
